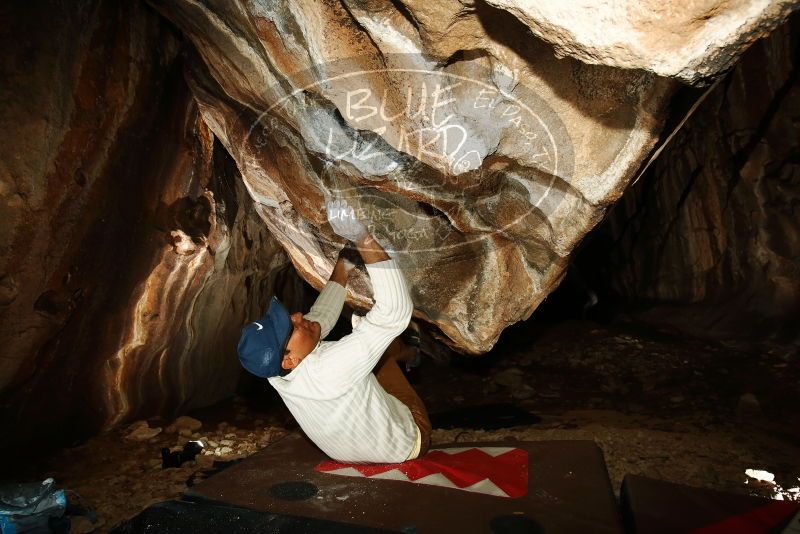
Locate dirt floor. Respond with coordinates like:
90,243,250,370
5,319,799,531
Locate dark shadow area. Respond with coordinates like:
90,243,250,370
431,403,541,430
111,499,392,534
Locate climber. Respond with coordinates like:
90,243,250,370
237,198,431,463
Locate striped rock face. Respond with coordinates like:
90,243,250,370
0,1,294,451
149,0,794,353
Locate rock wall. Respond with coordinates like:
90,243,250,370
148,0,794,354
592,14,800,344
1,0,797,454
0,0,289,454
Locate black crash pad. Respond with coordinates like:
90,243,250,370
184,432,622,533
110,499,392,533
621,474,800,533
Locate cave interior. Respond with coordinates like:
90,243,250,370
0,0,798,531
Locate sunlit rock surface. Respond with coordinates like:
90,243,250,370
0,1,289,451
149,0,794,353
482,0,796,84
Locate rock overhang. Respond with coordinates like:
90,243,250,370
148,0,796,353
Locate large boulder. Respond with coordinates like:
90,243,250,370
149,0,794,353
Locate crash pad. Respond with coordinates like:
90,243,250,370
316,446,528,498
184,433,622,533
621,474,800,534
110,499,392,533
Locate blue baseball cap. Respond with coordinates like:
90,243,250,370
237,296,293,378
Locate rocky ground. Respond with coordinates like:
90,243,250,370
5,319,799,531
417,317,800,501
5,401,291,532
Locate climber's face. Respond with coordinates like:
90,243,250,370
281,312,321,370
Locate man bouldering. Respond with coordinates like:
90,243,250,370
237,198,432,463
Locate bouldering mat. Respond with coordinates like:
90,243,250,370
621,474,800,533
110,499,393,533
315,446,528,498
184,433,622,533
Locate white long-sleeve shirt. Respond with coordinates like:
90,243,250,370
268,258,417,463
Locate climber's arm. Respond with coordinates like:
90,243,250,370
303,254,353,340
354,233,391,264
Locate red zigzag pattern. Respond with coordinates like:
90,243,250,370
316,447,528,498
